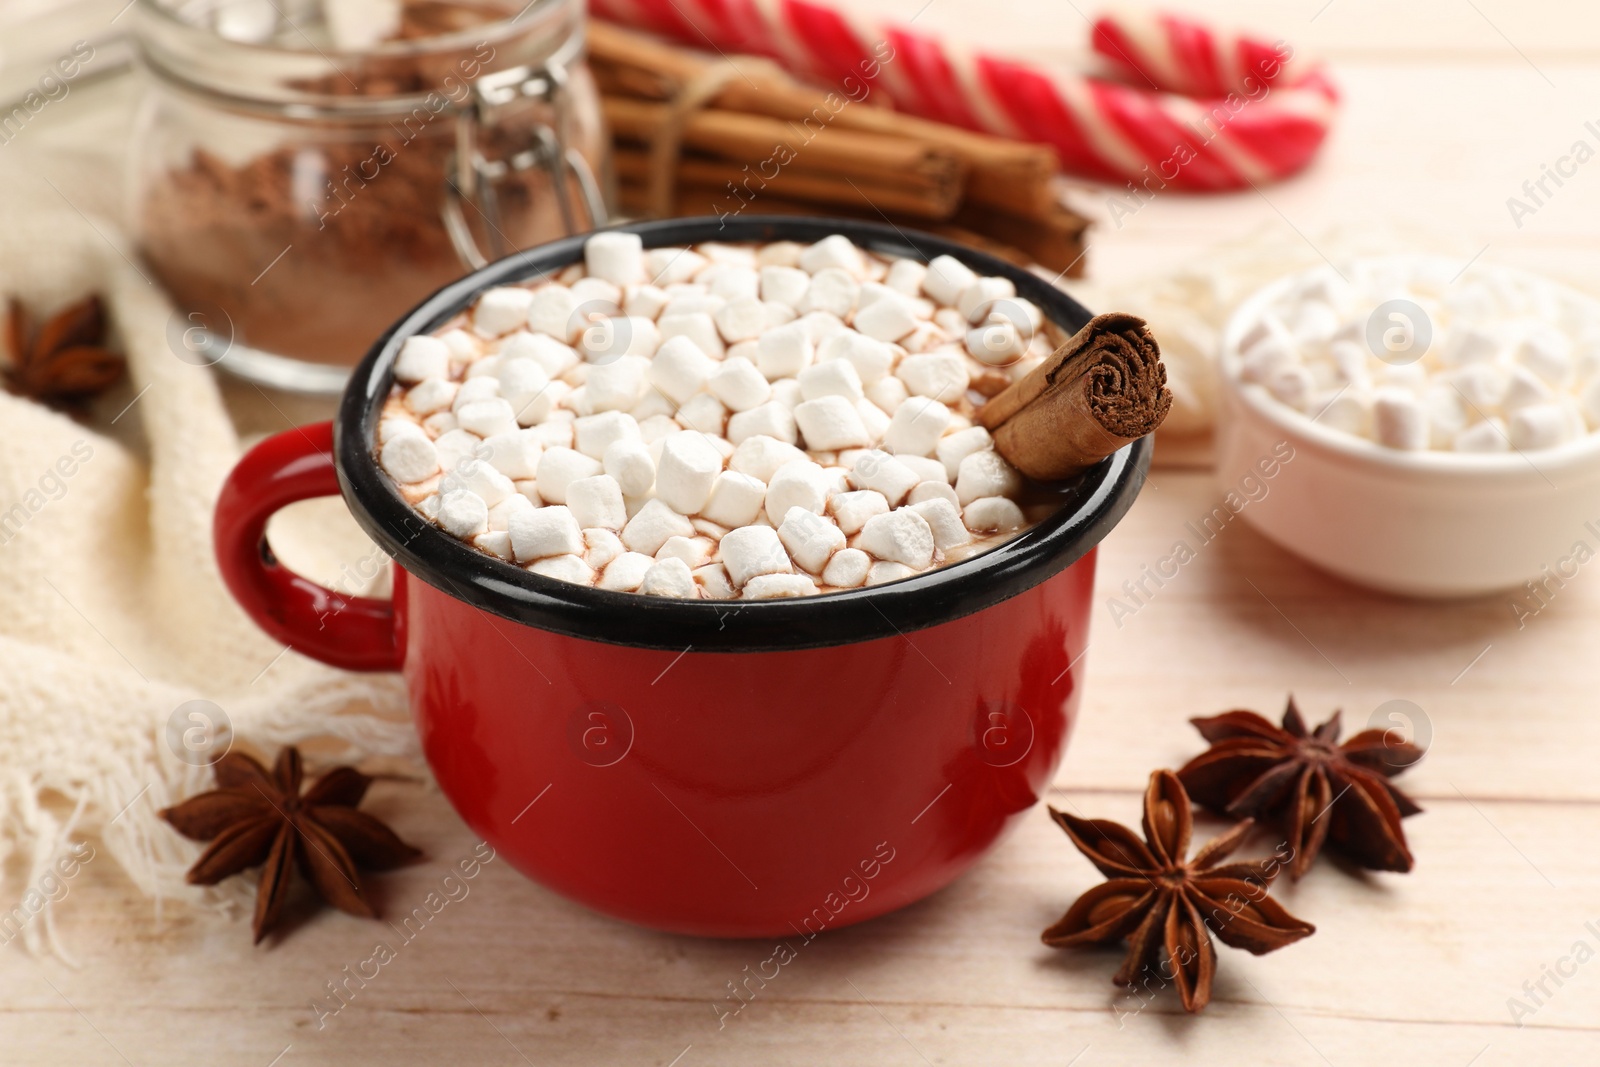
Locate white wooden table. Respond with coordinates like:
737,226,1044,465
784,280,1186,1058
6,1,1600,1063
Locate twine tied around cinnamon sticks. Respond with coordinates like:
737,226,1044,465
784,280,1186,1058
639,55,785,219
980,313,1173,481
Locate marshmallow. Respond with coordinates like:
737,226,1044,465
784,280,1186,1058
882,396,952,456
817,330,893,385
405,378,457,416
896,455,948,485
586,355,651,412
896,352,968,401
720,525,792,588
647,247,707,286
712,296,767,343
456,398,519,438
865,375,910,414
729,435,807,481
854,293,919,342
649,335,719,404
850,450,922,506
821,547,871,588
440,455,515,508
480,430,542,480
529,554,595,585
584,527,624,569
1454,417,1510,453
936,426,993,480
473,531,514,560
761,266,812,309
857,509,934,568
1517,329,1573,387
955,450,1021,506
379,416,425,444
704,265,761,302
799,235,865,276
1502,365,1555,413
659,312,726,359
487,493,535,533
963,496,1026,532
676,394,728,435
574,410,641,460
599,551,656,591
621,499,696,555
884,259,927,297
624,284,670,320
437,490,489,538
856,397,892,442
1372,388,1429,451
827,489,889,534
756,320,814,379
501,331,579,379
779,506,847,573
1442,326,1500,367
434,428,483,473
1266,366,1317,413
770,378,804,410
580,315,659,363
474,287,535,336
965,317,1028,366
640,557,698,598
764,460,832,523
801,268,860,318
801,310,849,346
922,255,978,305
566,475,627,531
395,336,450,382
798,358,865,403
656,535,715,569
956,277,1015,322
380,433,439,484
656,432,724,514
452,376,501,412
702,471,768,528
708,356,772,412
694,563,736,599
867,561,916,586
909,498,971,551
496,361,552,425
603,438,656,497
535,447,603,504
584,231,646,286
509,504,583,561
1510,403,1573,450
743,574,819,599
527,287,579,342
794,396,872,451
909,480,961,507
728,401,798,446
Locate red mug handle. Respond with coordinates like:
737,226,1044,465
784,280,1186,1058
214,421,402,672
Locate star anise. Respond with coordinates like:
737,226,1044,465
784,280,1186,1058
3,294,125,407
1043,770,1315,1013
1176,697,1424,880
162,747,421,943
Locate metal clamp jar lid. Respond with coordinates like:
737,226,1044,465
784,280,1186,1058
130,0,609,394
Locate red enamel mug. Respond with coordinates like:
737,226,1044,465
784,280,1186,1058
214,217,1150,937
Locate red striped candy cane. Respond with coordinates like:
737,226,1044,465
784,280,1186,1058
588,0,1339,191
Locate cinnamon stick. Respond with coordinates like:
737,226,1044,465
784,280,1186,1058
587,20,1060,221
979,313,1171,481
604,97,965,194
611,146,962,219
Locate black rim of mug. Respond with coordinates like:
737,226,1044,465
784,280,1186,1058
334,215,1152,652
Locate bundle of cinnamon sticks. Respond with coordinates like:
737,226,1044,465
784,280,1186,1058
588,21,1090,276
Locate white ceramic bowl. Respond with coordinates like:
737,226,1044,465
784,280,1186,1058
1216,258,1600,597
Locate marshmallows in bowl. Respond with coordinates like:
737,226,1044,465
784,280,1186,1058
373,232,1063,600
1230,257,1600,455
1217,255,1600,597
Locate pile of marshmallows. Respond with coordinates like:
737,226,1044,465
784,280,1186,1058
375,232,1054,599
1235,259,1600,453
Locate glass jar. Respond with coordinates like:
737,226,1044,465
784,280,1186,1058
129,0,608,393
